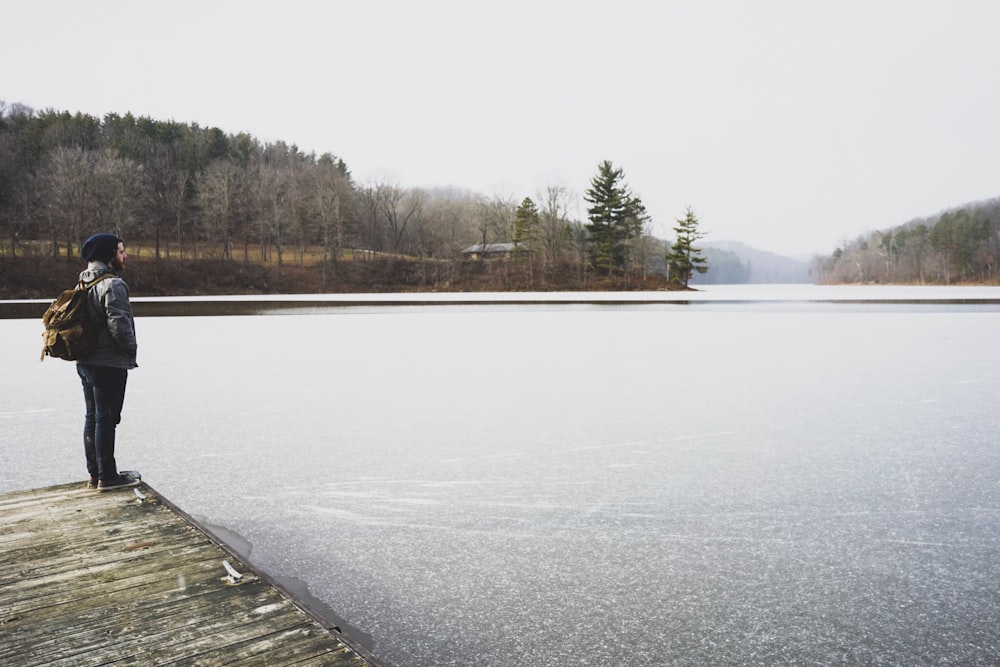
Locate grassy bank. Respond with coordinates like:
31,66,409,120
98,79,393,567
0,253,673,300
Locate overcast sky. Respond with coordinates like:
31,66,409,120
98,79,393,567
4,0,999,257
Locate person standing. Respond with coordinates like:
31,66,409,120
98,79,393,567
76,233,140,491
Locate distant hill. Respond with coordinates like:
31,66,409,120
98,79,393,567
817,196,1000,284
691,241,814,284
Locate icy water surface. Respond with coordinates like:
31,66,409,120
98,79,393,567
4,286,1000,665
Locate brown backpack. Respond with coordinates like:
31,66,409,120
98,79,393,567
40,274,115,361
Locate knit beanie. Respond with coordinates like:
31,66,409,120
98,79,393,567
81,234,122,263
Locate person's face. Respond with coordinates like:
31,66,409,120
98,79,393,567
109,242,127,271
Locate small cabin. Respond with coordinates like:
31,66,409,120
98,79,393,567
462,242,518,260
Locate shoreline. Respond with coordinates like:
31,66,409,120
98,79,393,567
7,284,1000,320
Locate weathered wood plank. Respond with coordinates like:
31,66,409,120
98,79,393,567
0,551,256,643
0,547,226,609
0,482,382,666
171,628,373,667
0,582,278,665
0,525,208,587
34,605,322,667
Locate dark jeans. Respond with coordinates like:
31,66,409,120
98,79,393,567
77,364,128,482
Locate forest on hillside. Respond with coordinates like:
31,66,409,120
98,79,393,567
6,101,991,292
0,101,691,296
816,198,1000,285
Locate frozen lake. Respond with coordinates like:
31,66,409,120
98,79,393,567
4,285,1000,665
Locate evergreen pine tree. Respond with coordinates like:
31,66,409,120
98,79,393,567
666,207,709,287
512,196,540,256
584,160,645,273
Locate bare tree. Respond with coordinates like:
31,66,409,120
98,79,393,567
139,142,183,260
37,146,95,257
380,184,423,254
474,194,516,258
95,149,145,242
310,160,352,264
416,191,481,259
0,130,36,255
198,159,243,260
37,147,143,258
537,185,574,265
356,182,388,255
258,163,292,266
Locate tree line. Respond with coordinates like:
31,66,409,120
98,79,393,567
0,101,707,288
816,198,1000,284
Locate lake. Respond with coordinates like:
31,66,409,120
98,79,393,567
4,285,1000,665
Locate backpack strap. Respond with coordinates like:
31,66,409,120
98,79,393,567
76,272,116,342
78,273,116,291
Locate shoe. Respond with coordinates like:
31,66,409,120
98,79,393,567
97,472,141,492
87,476,98,489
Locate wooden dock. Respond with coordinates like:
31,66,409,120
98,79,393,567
0,481,384,666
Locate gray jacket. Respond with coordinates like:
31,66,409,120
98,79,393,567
78,261,138,369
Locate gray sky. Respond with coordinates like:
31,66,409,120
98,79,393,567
4,0,999,257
